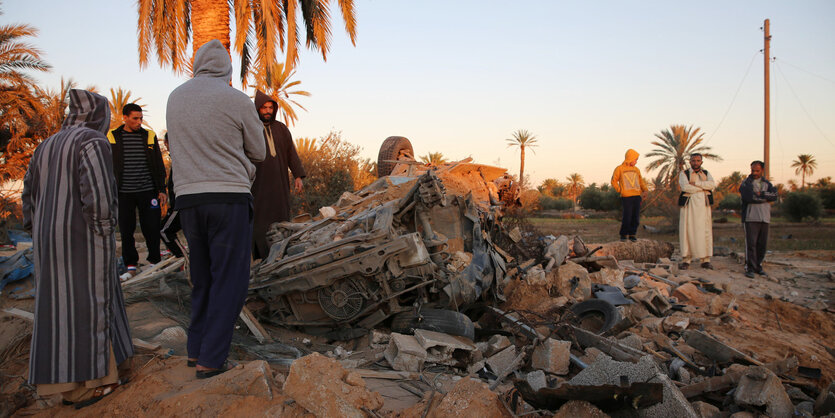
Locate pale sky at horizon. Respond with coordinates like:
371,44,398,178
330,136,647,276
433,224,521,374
7,0,835,187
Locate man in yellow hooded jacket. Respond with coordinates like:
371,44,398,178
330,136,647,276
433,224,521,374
611,149,648,241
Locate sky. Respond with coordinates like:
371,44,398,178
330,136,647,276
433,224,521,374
7,0,835,187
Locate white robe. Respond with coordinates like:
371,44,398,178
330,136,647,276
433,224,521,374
679,170,715,262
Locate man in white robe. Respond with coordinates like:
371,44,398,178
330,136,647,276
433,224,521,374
678,153,716,270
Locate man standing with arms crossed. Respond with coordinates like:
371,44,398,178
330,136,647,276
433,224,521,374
739,161,777,278
678,153,716,270
107,103,167,278
166,39,265,378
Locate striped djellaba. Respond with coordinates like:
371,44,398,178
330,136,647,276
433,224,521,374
22,89,134,385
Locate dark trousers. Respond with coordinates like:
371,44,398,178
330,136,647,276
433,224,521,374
619,196,642,237
743,221,769,273
160,210,184,258
181,202,252,369
118,191,162,266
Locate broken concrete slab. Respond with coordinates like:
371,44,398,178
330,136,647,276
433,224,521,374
683,330,760,365
432,377,512,417
526,370,547,392
531,338,571,375
553,400,609,417
384,332,427,372
486,345,517,375
283,353,384,418
690,401,721,418
414,329,476,351
568,354,698,418
630,288,672,316
662,314,690,334
733,366,793,418
484,334,511,357
672,282,708,307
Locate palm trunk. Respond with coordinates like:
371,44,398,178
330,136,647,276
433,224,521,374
191,0,231,59
802,171,806,190
519,146,526,190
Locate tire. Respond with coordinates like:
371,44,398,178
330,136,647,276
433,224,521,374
390,308,475,340
569,299,621,335
377,136,414,177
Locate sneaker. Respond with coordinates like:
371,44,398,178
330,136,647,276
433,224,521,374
700,262,714,270
756,269,768,277
744,271,755,278
619,236,627,242
628,235,637,242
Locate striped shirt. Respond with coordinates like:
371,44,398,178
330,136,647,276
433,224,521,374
120,131,154,193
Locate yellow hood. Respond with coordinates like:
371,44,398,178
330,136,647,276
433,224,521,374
623,149,639,165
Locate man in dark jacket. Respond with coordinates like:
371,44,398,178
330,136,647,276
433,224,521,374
251,90,307,260
107,103,166,277
739,160,778,278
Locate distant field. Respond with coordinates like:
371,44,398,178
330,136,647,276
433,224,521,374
529,214,835,251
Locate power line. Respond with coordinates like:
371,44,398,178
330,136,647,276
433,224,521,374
704,50,760,145
777,59,835,86
774,61,835,149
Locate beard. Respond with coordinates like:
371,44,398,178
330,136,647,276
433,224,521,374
259,112,273,123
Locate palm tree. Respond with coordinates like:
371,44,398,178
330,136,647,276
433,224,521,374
505,129,538,190
253,63,310,126
538,178,561,196
137,0,357,89
107,88,150,130
0,13,51,89
294,137,318,157
787,179,799,192
717,171,744,194
566,173,584,208
813,176,832,189
645,125,721,187
791,154,817,190
419,152,447,165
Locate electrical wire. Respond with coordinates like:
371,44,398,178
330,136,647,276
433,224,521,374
777,59,835,86
775,61,835,149
704,50,760,145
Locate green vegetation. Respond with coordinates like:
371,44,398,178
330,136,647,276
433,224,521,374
781,191,823,222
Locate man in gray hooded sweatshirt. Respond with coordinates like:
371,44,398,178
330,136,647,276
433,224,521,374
166,39,265,378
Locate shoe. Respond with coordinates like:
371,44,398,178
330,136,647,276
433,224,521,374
756,269,768,277
700,262,714,270
679,262,689,270
744,271,755,278
628,236,637,242
196,361,237,379
187,359,197,367
619,236,627,242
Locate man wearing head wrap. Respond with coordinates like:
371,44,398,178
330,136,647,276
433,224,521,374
22,89,134,407
251,90,306,260
677,153,716,270
611,149,648,242
166,39,265,378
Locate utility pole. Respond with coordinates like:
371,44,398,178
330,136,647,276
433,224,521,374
763,19,771,179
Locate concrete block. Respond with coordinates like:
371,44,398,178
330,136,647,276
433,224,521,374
414,329,475,351
734,366,793,418
569,355,698,418
531,338,571,375
631,288,672,315
690,401,720,418
672,283,708,307
662,314,690,333
485,335,511,357
384,333,427,372
526,370,547,392
618,334,644,351
486,345,517,374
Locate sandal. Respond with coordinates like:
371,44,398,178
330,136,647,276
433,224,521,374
196,361,237,379
679,262,689,270
74,383,119,409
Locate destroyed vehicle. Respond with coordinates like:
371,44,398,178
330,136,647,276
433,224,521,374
248,137,520,338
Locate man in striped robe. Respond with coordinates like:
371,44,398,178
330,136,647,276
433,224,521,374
22,89,134,406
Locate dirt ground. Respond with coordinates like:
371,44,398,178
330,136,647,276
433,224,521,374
1,228,834,416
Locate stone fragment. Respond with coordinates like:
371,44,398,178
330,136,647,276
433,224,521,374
484,335,511,357
690,401,720,418
531,338,571,375
644,278,671,297
579,347,605,365
619,334,644,351
705,295,725,316
588,267,625,290
551,261,592,301
733,366,793,418
432,377,512,417
569,355,698,418
283,353,383,418
631,288,672,315
815,382,835,416
414,328,476,362
370,329,390,346
797,401,815,417
672,283,708,306
526,370,547,392
525,265,548,287
384,333,427,372
553,400,609,417
728,412,756,418
648,267,670,279
486,345,517,374
662,314,690,333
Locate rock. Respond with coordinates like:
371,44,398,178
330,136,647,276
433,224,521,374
484,335,512,357
648,267,670,278
637,317,664,333
662,314,690,333
370,329,390,346
690,401,720,418
553,400,609,417
623,274,641,289
283,353,383,418
644,279,671,297
706,296,725,316
672,283,708,307
384,333,427,372
589,267,625,290
318,206,337,218
531,338,571,375
432,377,512,417
797,401,815,417
551,261,592,301
785,384,814,402
467,360,486,376
733,366,793,418
728,412,756,418
525,265,548,287
526,370,547,392
619,334,644,351
579,347,605,365
569,355,698,418
713,246,731,256
815,382,835,416
486,345,517,374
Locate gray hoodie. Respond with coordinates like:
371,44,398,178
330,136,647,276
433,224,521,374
166,39,265,198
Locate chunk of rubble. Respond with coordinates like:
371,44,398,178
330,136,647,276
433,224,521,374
384,332,428,372
414,329,475,365
733,366,793,418
815,381,835,416
568,354,698,418
588,267,625,290
484,335,511,357
630,288,672,316
486,345,518,375
662,314,690,333
551,261,592,301
672,283,708,307
283,353,383,417
690,401,721,418
526,370,548,392
432,377,512,417
553,400,609,418
531,338,571,375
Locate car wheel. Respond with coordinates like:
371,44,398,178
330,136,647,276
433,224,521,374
377,136,414,177
390,308,475,340
569,299,621,335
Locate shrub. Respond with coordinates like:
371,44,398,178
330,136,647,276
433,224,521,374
818,186,835,210
718,194,741,211
539,195,572,211
578,186,603,210
781,191,823,222
600,189,622,211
